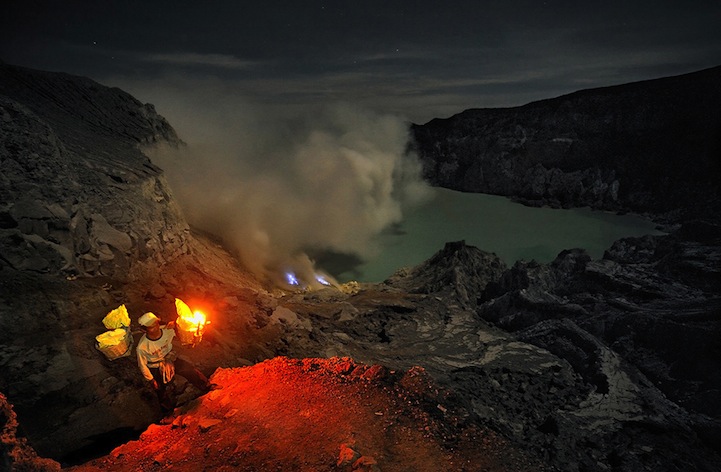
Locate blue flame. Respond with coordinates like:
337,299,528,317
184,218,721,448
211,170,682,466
315,274,331,286
285,271,300,286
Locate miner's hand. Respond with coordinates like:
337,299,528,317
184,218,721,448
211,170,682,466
166,320,176,329
150,379,159,390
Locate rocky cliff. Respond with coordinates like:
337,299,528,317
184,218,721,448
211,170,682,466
411,66,721,222
0,62,283,465
0,62,190,281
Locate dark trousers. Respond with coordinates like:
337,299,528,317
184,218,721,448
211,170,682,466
149,357,211,413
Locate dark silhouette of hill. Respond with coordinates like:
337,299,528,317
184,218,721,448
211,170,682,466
412,66,721,221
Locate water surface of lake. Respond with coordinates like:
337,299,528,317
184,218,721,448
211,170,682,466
334,188,664,282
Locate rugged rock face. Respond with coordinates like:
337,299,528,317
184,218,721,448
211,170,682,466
1,392,61,471
386,240,508,306
0,62,188,281
276,237,721,471
411,66,721,221
0,63,285,465
479,224,721,420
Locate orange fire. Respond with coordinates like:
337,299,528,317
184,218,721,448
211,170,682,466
178,309,207,332
175,298,210,346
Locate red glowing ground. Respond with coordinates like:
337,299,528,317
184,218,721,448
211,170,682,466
67,357,541,471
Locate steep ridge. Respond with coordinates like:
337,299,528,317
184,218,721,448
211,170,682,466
0,62,188,281
411,66,721,221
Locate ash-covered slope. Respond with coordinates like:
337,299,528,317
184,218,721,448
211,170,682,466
412,66,721,221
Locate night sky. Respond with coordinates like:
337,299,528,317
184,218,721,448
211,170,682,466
2,1,720,123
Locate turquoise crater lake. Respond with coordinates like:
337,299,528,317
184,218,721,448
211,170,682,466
335,188,665,283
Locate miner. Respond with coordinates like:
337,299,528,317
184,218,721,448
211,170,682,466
136,312,217,415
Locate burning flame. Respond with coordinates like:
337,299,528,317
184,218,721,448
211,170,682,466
283,268,336,290
175,298,210,345
184,310,207,330
315,274,331,286
285,271,300,286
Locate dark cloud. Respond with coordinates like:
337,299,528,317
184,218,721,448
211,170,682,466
3,2,720,122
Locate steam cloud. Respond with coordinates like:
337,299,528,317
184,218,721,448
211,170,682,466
140,81,431,287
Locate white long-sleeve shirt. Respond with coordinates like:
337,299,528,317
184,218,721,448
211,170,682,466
136,327,175,381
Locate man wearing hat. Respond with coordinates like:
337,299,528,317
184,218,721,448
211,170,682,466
136,312,216,414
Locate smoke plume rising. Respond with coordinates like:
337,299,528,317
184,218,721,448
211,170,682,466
140,80,431,287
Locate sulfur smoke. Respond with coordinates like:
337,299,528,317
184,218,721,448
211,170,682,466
140,82,431,287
